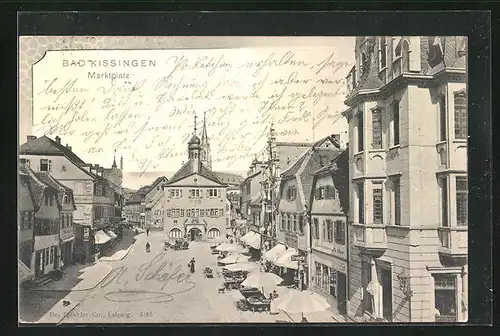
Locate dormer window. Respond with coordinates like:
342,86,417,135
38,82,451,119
286,186,297,201
40,159,51,172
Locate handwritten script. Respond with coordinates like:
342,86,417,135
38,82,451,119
32,47,352,174
99,252,195,303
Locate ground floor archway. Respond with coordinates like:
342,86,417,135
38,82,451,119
188,228,202,241
169,228,183,239
207,228,221,239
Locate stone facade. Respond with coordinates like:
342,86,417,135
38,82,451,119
343,36,467,323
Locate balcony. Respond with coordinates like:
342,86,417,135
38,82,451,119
352,223,387,253
438,226,468,258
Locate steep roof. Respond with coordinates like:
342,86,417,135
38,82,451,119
34,172,77,210
166,160,225,186
146,192,164,210
241,170,262,186
214,171,245,185
126,185,150,204
19,135,87,166
19,164,58,210
278,135,342,209
147,176,167,193
19,173,35,212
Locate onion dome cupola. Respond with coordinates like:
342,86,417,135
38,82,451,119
188,113,201,159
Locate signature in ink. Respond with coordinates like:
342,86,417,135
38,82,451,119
100,252,196,303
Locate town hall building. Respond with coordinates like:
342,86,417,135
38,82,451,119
163,113,229,242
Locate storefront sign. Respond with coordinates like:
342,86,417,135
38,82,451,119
84,181,93,194
291,255,306,262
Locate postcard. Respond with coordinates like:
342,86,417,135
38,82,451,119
18,35,468,324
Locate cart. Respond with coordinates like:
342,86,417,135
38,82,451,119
203,267,214,278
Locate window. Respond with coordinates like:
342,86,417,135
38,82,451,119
379,36,387,70
315,262,322,287
441,178,448,227
454,91,467,139
298,214,304,234
334,220,346,245
372,109,383,149
362,261,373,314
358,109,364,152
434,274,457,322
292,214,298,232
50,247,54,263
189,189,201,198
40,159,51,172
207,189,220,197
199,209,204,217
322,265,330,292
440,95,447,141
45,248,49,266
313,218,320,238
326,186,336,199
286,214,291,231
394,178,401,225
169,189,181,198
373,186,384,224
286,186,297,201
220,208,224,217
214,209,219,217
166,209,172,217
63,193,70,204
322,220,327,240
392,101,400,146
60,214,65,228
20,158,30,167
456,177,468,226
44,194,49,206
281,214,286,230
186,209,192,217
358,183,365,224
326,219,333,242
49,195,54,206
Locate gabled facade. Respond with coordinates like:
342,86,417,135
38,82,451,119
343,36,467,323
19,171,35,280
34,172,77,267
275,135,343,290
163,115,228,242
309,149,349,315
145,192,165,230
20,164,61,277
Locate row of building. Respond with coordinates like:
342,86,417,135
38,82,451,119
18,135,125,284
238,36,468,323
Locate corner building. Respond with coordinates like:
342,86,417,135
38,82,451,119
342,36,467,322
163,116,229,242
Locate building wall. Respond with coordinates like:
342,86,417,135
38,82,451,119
277,178,307,251
346,82,467,323
163,174,228,240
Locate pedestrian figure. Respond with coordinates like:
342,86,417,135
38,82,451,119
188,258,196,273
269,290,279,315
145,242,150,253
146,228,150,236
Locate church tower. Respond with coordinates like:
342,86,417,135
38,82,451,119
199,111,212,169
188,113,202,173
105,149,123,187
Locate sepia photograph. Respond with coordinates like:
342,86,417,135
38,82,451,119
17,33,469,324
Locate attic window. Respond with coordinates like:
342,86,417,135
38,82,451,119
40,159,51,172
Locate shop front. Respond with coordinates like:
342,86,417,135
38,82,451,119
33,234,59,277
312,251,348,315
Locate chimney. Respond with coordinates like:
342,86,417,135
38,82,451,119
55,136,61,144
66,144,72,151
27,135,36,142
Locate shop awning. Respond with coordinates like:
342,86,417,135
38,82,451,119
273,248,299,270
61,236,75,244
19,260,34,284
240,232,253,243
95,230,112,245
106,230,118,239
245,231,261,250
263,243,287,262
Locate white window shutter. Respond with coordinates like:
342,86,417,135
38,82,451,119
408,36,421,72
